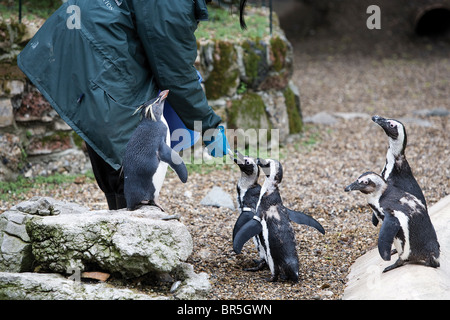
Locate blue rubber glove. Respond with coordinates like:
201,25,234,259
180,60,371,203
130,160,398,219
203,125,231,158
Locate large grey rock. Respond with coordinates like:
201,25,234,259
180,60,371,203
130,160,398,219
0,197,211,300
1,197,193,278
304,111,337,125
0,197,90,273
343,195,450,300
26,206,193,279
171,263,211,300
200,186,235,210
0,272,156,300
413,108,450,117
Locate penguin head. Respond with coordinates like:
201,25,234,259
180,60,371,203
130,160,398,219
135,90,169,121
372,115,407,155
232,150,259,179
344,172,387,194
256,158,283,184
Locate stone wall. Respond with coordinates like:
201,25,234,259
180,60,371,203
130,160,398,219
0,8,302,181
0,77,90,181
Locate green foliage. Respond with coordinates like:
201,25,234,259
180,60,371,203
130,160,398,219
195,6,270,41
0,172,95,201
0,0,61,20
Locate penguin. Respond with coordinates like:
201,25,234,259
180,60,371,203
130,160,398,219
233,158,325,282
371,115,427,226
345,172,440,273
231,150,261,238
123,90,188,211
230,150,266,271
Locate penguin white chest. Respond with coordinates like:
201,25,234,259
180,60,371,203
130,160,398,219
392,210,410,259
152,115,170,201
260,218,274,274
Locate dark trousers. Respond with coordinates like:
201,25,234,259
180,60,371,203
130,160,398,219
85,144,127,210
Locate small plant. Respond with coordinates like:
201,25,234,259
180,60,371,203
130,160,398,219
195,6,271,41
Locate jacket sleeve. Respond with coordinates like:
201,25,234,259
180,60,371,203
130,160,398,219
132,0,221,133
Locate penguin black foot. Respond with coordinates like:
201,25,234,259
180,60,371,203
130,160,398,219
140,200,165,212
383,258,405,273
425,255,440,268
244,259,267,272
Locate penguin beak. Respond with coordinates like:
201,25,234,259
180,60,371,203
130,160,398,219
344,181,361,192
372,116,397,138
256,158,268,166
159,90,169,101
256,158,271,176
372,115,388,127
233,150,246,165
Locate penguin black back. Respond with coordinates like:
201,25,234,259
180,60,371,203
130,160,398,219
345,172,439,272
123,90,188,211
232,151,261,239
371,115,427,225
233,158,325,282
230,151,267,271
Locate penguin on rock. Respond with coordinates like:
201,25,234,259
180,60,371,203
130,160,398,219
371,115,427,226
345,172,439,273
230,150,266,271
233,158,325,282
123,90,188,211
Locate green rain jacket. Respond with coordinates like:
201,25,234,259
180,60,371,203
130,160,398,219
18,0,221,170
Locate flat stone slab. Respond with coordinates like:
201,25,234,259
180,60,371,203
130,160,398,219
0,272,156,300
343,195,450,300
27,206,193,278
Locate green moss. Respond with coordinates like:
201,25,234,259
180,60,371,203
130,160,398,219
71,132,84,149
228,92,269,130
204,41,238,100
270,36,288,72
40,131,71,146
242,41,259,82
283,86,303,134
241,40,267,88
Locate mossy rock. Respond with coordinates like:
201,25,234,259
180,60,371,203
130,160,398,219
227,92,270,131
241,40,269,90
204,41,239,100
0,20,27,63
269,36,289,72
284,84,303,134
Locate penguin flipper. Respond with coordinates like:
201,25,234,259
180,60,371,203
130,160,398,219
159,143,188,183
232,210,255,241
372,213,379,227
378,214,401,261
287,209,325,235
233,218,262,254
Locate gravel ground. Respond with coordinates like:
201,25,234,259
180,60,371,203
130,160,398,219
1,2,449,300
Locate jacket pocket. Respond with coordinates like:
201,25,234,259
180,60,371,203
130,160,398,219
90,60,135,105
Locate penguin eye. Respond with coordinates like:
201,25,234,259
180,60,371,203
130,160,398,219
363,180,369,185
389,122,396,128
